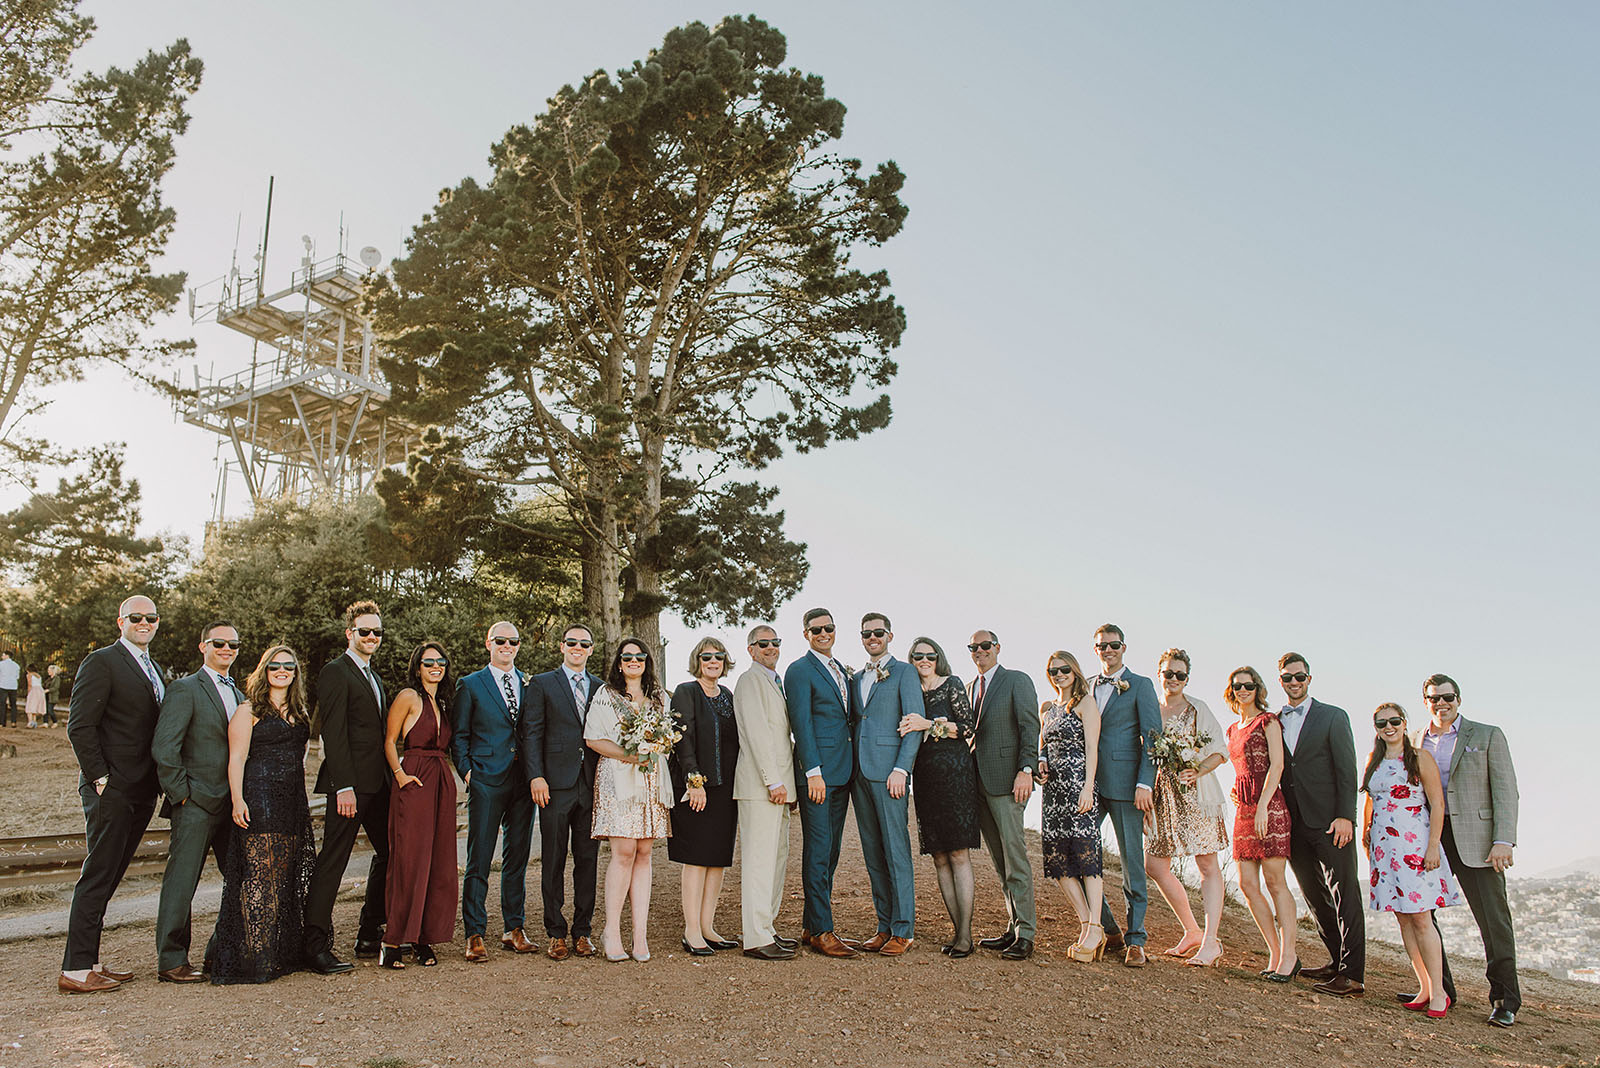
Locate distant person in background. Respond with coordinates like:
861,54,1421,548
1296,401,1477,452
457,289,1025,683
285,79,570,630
1420,674,1521,1028
1362,702,1459,1019
1225,666,1297,982
1146,648,1229,967
59,595,165,993
668,637,741,956
1034,650,1103,963
24,663,46,726
0,649,19,726
45,664,63,726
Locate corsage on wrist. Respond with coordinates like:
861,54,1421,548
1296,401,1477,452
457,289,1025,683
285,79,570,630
686,772,707,789
928,717,954,741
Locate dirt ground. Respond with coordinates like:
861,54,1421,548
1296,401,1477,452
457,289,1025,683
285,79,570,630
2,726,1597,1068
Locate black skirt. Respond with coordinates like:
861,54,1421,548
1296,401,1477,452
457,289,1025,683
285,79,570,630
667,780,737,866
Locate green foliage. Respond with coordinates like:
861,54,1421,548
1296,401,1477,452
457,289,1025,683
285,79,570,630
372,15,905,644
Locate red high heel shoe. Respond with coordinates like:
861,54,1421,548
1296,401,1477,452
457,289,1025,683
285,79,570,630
1426,996,1452,1020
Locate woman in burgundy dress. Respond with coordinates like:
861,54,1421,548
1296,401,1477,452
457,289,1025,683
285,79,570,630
381,642,459,968
1225,665,1299,983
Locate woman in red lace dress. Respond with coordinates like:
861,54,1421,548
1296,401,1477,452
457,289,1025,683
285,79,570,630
1225,665,1298,982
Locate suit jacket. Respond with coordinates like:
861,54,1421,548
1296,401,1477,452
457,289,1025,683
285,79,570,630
66,642,164,801
313,653,389,796
785,652,856,787
452,665,530,787
519,667,603,792
1440,715,1518,866
851,657,923,783
969,665,1040,798
669,680,738,795
731,665,795,802
1281,697,1357,830
1094,670,1162,802
152,669,234,814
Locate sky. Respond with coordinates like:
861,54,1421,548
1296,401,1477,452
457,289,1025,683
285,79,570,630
8,2,1597,874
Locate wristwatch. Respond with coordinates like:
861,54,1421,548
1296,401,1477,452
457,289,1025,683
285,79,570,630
94,774,110,790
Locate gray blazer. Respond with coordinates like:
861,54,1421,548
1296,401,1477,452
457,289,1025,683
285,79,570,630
969,665,1040,797
1441,716,1519,866
152,669,234,815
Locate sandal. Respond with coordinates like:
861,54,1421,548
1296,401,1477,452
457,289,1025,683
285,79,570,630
378,945,406,969
1164,932,1204,958
1067,923,1105,963
414,944,437,967
1186,944,1224,967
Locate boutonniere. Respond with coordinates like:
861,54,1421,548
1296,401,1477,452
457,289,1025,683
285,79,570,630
873,663,891,683
840,663,856,679
1106,676,1129,694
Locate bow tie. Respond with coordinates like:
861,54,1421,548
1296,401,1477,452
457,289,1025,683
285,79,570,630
1098,675,1118,685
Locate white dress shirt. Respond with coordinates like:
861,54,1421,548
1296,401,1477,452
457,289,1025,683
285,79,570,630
207,669,240,721
1279,700,1310,754
1093,666,1126,712
120,637,164,700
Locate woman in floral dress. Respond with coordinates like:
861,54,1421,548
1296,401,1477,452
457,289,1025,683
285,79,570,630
1362,702,1460,1018
1225,665,1298,981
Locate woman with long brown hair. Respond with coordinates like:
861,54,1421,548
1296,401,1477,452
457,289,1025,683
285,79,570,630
1035,650,1104,962
1225,665,1298,982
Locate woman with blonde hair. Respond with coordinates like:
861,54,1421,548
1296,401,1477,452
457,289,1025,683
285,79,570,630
1225,665,1298,982
1035,650,1104,961
668,637,741,956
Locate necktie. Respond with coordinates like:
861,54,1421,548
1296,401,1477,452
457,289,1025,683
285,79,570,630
572,672,587,709
363,664,382,706
973,673,987,720
774,673,784,697
502,673,519,725
828,659,848,708
141,653,162,699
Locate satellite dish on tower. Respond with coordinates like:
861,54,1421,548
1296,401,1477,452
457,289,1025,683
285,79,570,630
359,246,383,269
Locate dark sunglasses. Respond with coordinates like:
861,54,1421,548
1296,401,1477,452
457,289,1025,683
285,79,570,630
698,652,727,661
860,628,888,639
1094,641,1124,651
206,639,242,650
909,651,938,662
354,627,384,638
967,641,996,652
618,653,648,663
1374,716,1405,729
1280,672,1308,683
807,624,835,635
265,661,297,672
1231,681,1259,692
124,612,159,623
751,638,782,649
1047,665,1074,677
1423,693,1457,704
563,638,594,648
1160,670,1187,681
420,657,448,668
491,637,521,646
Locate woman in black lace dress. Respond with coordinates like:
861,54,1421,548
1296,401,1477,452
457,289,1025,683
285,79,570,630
211,644,316,984
897,637,981,957
1036,650,1105,962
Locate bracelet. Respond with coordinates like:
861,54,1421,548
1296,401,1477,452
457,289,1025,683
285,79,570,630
686,773,707,789
393,767,404,779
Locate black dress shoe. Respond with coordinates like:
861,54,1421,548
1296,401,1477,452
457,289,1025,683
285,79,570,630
308,951,354,975
743,943,797,961
1000,937,1034,961
1300,963,1338,982
772,935,798,951
947,944,973,959
706,938,740,951
1488,1006,1516,1028
977,932,1016,952
680,938,716,957
353,938,381,959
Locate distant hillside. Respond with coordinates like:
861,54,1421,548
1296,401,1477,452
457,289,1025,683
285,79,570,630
1530,855,1600,880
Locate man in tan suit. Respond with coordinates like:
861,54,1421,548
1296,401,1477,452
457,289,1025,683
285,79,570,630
1420,673,1521,1028
732,625,798,960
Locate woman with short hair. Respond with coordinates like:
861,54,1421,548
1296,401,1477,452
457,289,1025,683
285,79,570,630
668,637,741,956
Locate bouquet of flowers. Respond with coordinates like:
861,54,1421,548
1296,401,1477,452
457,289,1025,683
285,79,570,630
618,696,683,771
1149,724,1211,791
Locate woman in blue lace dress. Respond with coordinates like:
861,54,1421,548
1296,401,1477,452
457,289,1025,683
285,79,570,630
1036,650,1104,962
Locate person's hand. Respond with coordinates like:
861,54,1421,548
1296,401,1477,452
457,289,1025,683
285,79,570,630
530,777,551,806
1486,842,1514,873
898,713,929,736
1076,785,1094,814
1012,769,1033,805
768,784,789,805
1424,843,1441,871
1134,786,1154,813
887,770,907,800
1328,818,1354,848
232,799,251,829
1178,768,1198,788
1035,758,1050,785
688,785,707,812
463,771,471,788
336,788,357,818
1255,806,1269,837
396,771,422,790
807,774,825,804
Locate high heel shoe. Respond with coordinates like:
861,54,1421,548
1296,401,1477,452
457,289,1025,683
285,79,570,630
1264,960,1302,984
680,938,715,957
1426,996,1452,1020
1164,933,1204,958
1186,944,1224,967
1067,923,1105,963
378,945,406,969
414,944,437,967
604,937,629,962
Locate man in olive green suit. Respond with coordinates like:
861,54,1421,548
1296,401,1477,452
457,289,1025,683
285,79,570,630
152,621,244,982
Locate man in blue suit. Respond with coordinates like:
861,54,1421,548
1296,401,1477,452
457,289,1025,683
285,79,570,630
849,613,922,954
785,607,859,959
1090,623,1162,967
452,620,536,962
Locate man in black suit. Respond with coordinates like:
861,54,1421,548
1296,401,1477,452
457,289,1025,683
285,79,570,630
152,620,243,983
59,594,166,993
521,623,604,961
1276,651,1365,997
303,600,390,975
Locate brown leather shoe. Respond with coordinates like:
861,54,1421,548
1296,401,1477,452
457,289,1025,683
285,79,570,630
799,929,813,947
1123,945,1147,968
93,964,134,983
878,936,913,956
809,931,860,958
1299,962,1339,981
546,937,570,961
1313,976,1365,998
501,927,537,954
859,930,892,953
157,963,205,983
59,971,121,994
572,936,596,958
465,935,488,962
1103,931,1126,954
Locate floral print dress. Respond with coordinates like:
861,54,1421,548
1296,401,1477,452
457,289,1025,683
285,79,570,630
1366,757,1462,914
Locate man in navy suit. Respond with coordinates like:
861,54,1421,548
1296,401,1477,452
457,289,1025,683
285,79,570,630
849,613,922,954
785,607,859,959
521,623,604,960
453,621,537,961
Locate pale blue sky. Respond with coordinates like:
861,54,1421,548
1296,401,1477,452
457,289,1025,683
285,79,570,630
15,2,1596,871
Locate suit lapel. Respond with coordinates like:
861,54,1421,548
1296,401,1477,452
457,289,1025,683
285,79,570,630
481,669,510,717
192,669,228,726
113,643,160,707
1448,716,1476,779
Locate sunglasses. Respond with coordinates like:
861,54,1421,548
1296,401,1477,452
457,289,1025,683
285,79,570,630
807,624,835,635
1280,672,1308,683
1094,641,1124,651
860,628,888,639
1423,693,1457,704
699,652,727,661
1047,665,1074,677
563,639,593,648
420,657,448,668
1231,681,1259,692
751,638,782,649
124,613,159,623
909,651,937,662
1160,670,1187,681
967,641,996,652
618,653,648,663
265,662,297,672
354,627,384,638
1374,716,1405,729
491,636,521,646
206,639,242,650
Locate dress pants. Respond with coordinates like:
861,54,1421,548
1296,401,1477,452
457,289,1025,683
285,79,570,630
0,688,15,726
1287,815,1364,981
155,800,230,969
1097,798,1150,946
976,790,1036,941
1437,817,1520,1012
797,782,850,934
851,777,916,938
538,783,596,939
738,797,791,948
63,781,157,969
303,788,389,957
461,775,535,938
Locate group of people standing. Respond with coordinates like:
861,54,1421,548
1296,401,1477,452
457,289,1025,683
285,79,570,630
54,596,1524,1030
0,649,61,728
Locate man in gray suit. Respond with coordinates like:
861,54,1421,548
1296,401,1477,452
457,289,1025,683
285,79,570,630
849,613,923,955
732,625,798,960
968,630,1040,961
1421,673,1521,1028
152,620,243,983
